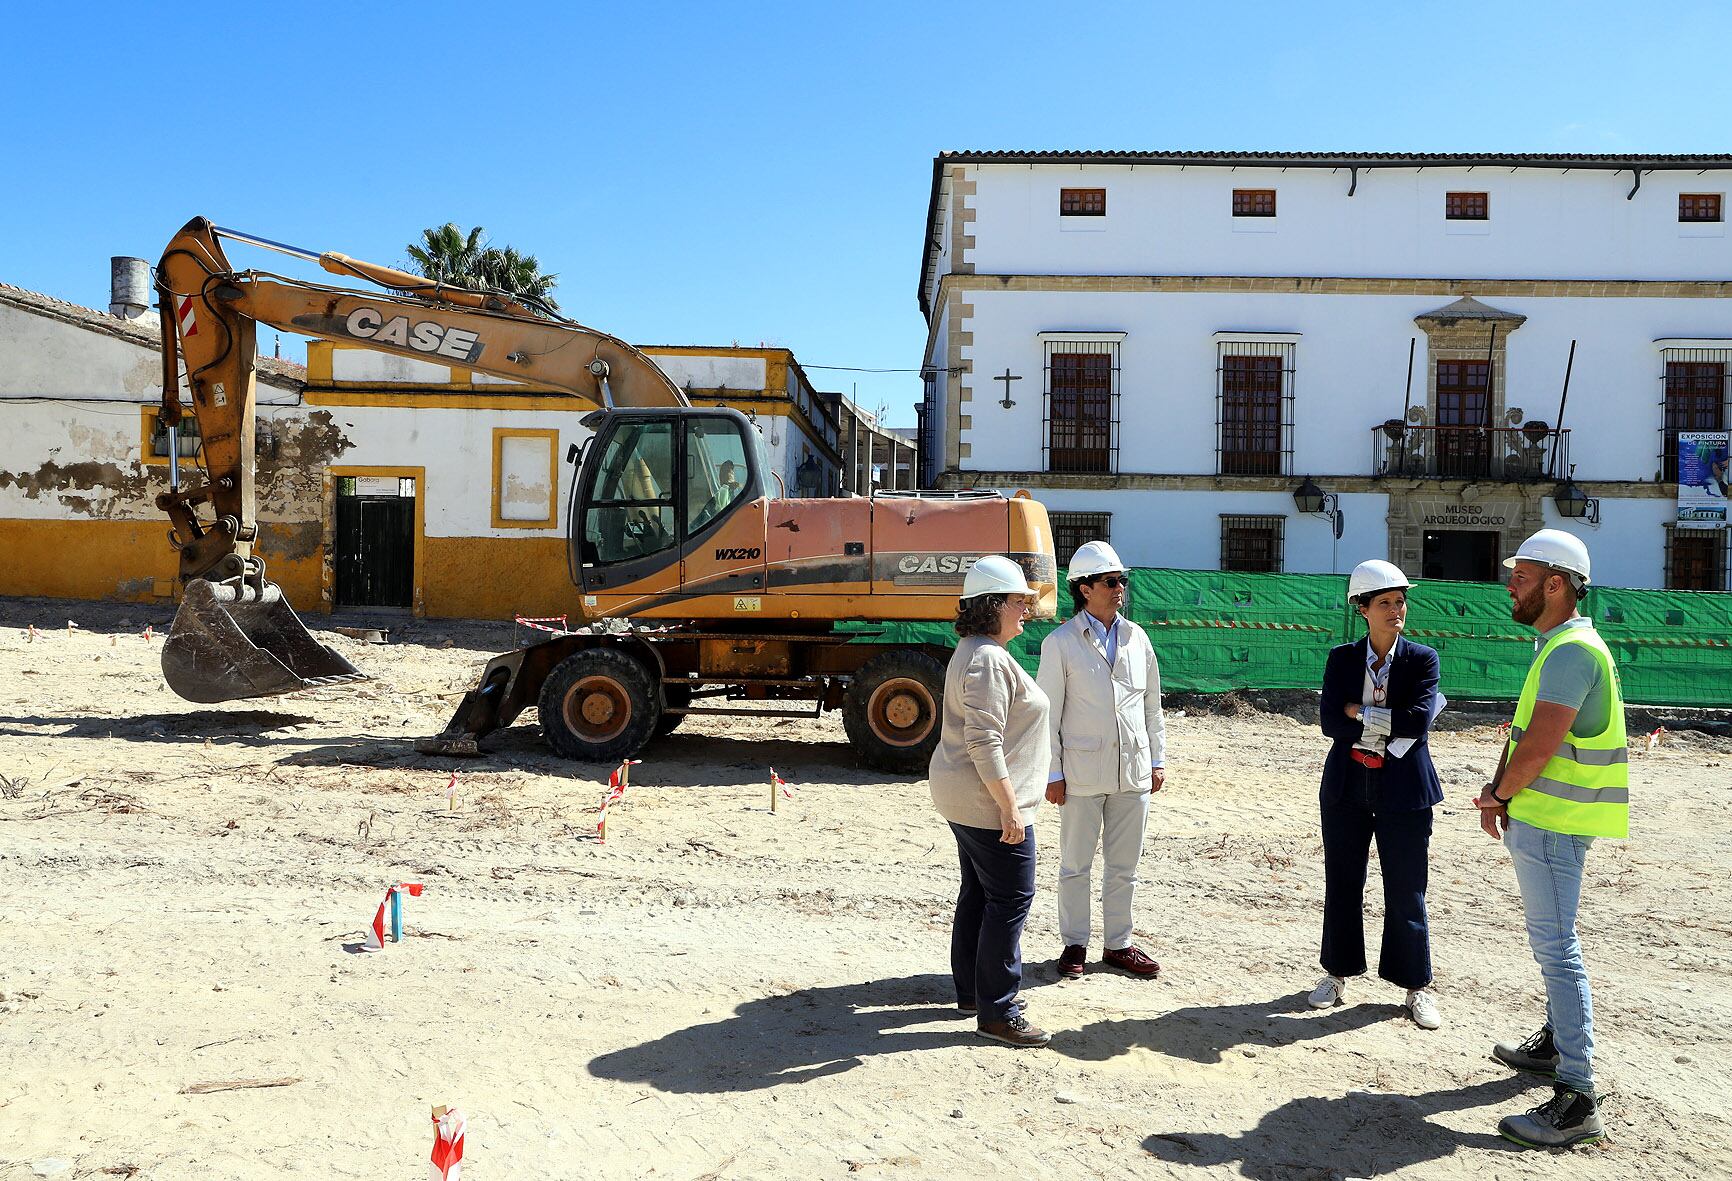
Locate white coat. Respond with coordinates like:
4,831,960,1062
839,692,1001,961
1036,612,1166,796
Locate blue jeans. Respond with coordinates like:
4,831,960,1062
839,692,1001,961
948,822,1037,1023
1506,817,1596,1093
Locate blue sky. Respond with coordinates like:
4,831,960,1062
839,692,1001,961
5,1,1727,423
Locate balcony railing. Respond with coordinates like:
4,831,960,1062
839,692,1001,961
1371,422,1570,482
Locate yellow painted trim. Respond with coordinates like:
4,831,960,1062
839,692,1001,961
304,389,594,411
307,341,335,382
491,428,560,530
324,464,428,617
138,406,204,468
641,345,791,362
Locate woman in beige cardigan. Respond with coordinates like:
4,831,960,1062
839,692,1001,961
928,555,1052,1048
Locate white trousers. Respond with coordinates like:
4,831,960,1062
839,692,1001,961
1057,789,1151,950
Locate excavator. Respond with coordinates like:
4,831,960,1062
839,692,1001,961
153,217,1057,770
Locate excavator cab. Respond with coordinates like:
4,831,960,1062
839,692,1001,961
568,407,764,601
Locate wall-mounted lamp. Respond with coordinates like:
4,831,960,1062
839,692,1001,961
1553,479,1601,525
1293,476,1345,540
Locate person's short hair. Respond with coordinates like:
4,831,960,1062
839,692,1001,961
1353,587,1409,609
954,592,1008,638
1069,571,1126,612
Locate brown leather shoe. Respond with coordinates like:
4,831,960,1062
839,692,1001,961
976,1014,1052,1048
1103,945,1161,978
1057,944,1087,979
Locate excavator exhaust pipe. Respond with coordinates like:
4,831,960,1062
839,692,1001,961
162,578,366,704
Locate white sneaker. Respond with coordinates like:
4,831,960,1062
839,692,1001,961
1308,974,1346,1009
1406,988,1442,1030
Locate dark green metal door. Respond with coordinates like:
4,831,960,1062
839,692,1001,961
335,482,415,608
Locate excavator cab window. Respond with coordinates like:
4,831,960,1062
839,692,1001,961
582,419,677,565
684,417,750,535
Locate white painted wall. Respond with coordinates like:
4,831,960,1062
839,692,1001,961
958,163,1732,285
1014,486,1388,576
953,287,1727,483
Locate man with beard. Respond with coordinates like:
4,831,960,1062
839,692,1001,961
1473,528,1628,1151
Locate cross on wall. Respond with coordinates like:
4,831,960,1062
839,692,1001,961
994,368,1021,409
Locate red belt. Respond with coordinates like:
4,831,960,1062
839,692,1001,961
1349,749,1385,769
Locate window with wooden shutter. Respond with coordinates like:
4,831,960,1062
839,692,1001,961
1044,342,1118,474
1666,525,1729,591
1663,359,1727,482
1050,512,1112,568
1060,188,1106,217
1220,515,1284,572
1446,191,1489,220
1232,189,1277,217
1680,193,1723,223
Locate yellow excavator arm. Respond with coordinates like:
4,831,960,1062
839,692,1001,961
153,217,688,702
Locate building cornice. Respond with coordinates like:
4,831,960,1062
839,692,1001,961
918,150,1732,319
934,272,1732,301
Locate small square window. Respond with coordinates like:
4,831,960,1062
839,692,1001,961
1060,188,1106,217
1680,193,1723,223
141,407,202,466
1232,189,1277,217
1446,191,1489,220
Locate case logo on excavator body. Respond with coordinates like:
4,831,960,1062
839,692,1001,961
342,307,485,362
897,554,979,575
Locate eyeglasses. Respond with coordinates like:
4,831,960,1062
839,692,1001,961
1093,576,1128,588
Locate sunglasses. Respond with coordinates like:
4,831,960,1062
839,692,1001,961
1092,576,1128,588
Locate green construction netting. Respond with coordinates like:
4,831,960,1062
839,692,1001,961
842,569,1732,708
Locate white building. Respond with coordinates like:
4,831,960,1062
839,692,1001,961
917,151,1732,590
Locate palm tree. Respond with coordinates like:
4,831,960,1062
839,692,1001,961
475,245,559,311
405,223,485,285
404,224,560,312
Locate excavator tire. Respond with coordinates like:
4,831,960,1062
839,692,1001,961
537,647,662,763
656,684,692,737
843,648,946,774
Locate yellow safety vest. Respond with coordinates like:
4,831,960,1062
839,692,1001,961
1506,623,1629,839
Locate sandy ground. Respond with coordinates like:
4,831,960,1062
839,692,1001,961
1,596,1730,1181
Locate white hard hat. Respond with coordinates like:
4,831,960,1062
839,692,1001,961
1066,540,1128,582
962,554,1036,599
1348,559,1413,601
1504,528,1591,585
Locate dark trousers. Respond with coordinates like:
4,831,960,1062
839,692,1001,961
948,821,1037,1022
1320,764,1433,990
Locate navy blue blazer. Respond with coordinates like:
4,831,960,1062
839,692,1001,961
1319,636,1443,811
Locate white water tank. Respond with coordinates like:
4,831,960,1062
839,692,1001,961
109,256,151,319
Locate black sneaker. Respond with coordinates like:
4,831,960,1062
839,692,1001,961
1498,1085,1604,1149
1493,1026,1561,1077
976,1013,1052,1048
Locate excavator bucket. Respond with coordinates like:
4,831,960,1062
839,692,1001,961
162,578,366,704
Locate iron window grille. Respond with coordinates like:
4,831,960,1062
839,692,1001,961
1446,191,1489,220
1216,342,1295,476
1232,189,1277,217
1060,188,1106,216
1664,524,1730,591
147,410,203,458
1658,351,1730,481
1043,340,1120,474
1680,193,1724,223
1049,512,1112,567
1220,514,1285,572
